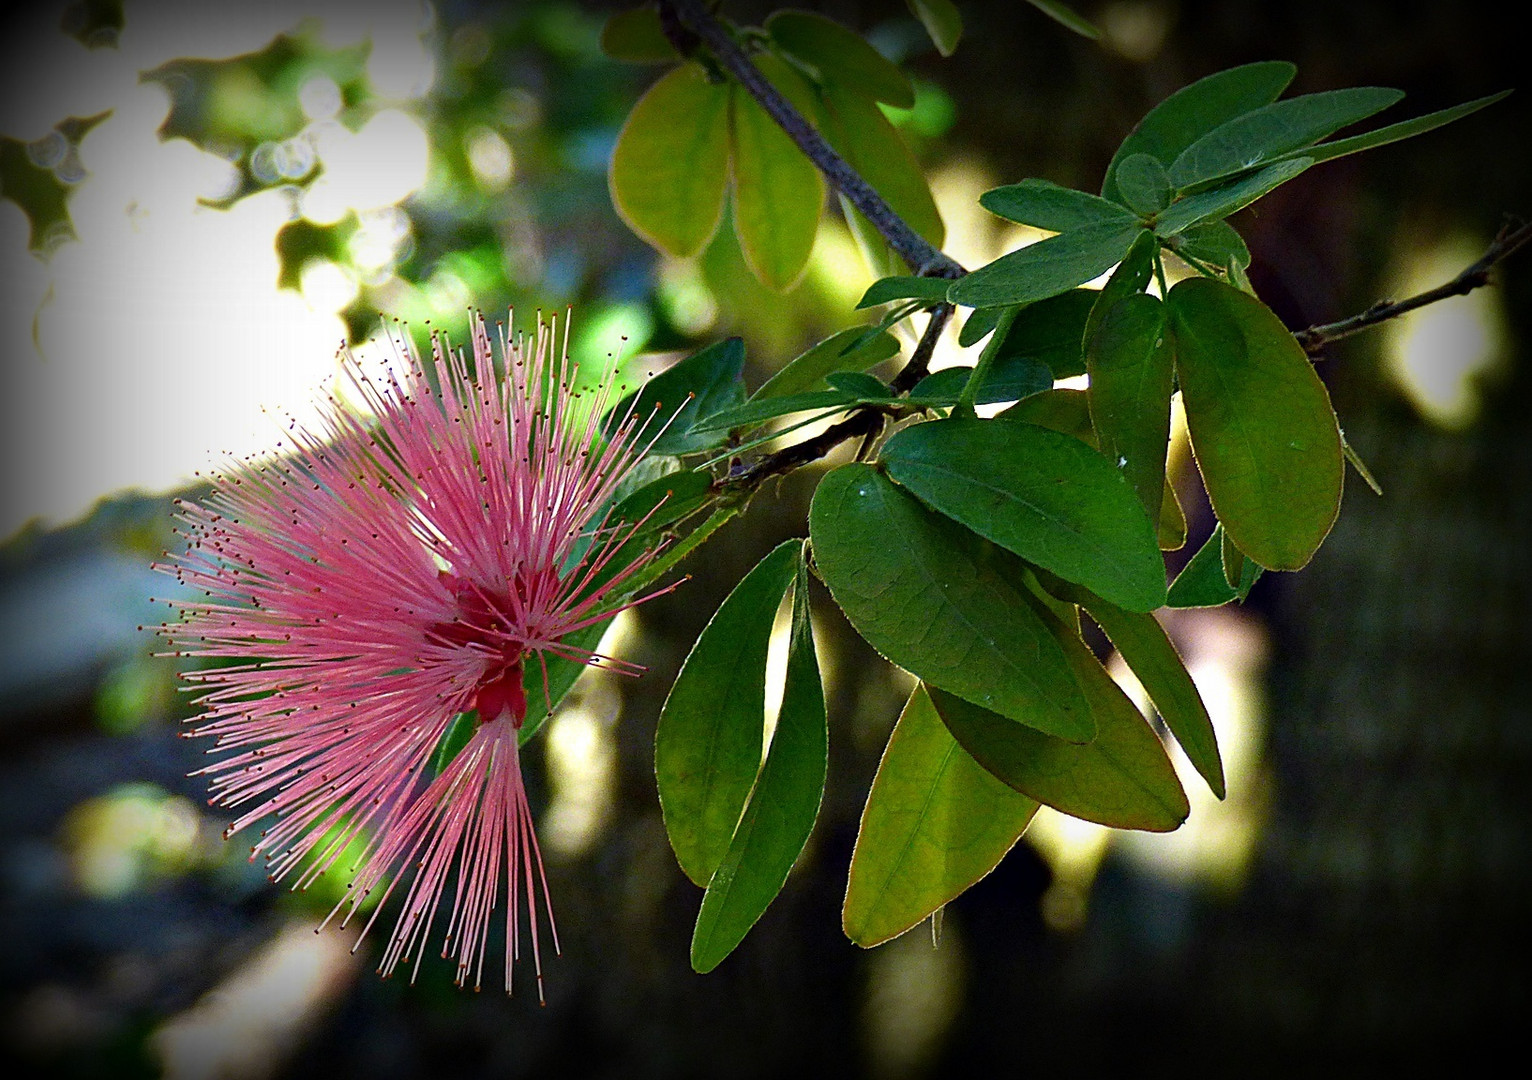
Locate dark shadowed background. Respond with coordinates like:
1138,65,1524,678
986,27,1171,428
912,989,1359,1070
2,0,1527,1076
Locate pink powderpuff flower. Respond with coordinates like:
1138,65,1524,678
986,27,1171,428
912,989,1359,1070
158,311,676,998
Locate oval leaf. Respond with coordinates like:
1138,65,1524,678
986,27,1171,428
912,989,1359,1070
606,337,747,456
766,10,914,108
1154,158,1312,237
692,558,827,972
656,540,800,886
1167,278,1343,569
1086,292,1174,525
730,55,826,291
843,684,1037,946
1102,61,1296,205
948,220,1142,309
810,463,1093,741
979,179,1137,232
610,64,730,257
1166,524,1262,608
753,328,901,401
880,418,1168,612
905,0,963,56
600,8,680,63
1115,153,1173,215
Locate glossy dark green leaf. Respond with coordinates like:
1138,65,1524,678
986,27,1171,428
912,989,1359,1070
731,55,826,291
998,387,1095,444
843,684,1037,946
1115,153,1173,215
606,337,747,455
905,0,963,56
857,275,954,308
959,305,1006,347
610,64,730,257
1025,0,1100,38
1048,578,1224,798
600,7,679,63
656,540,800,886
825,371,888,397
1168,87,1404,189
1103,61,1296,205
1154,158,1312,237
1166,525,1261,608
949,220,1141,309
693,389,857,434
910,355,1052,406
930,651,1188,833
1169,219,1250,271
692,555,827,971
1273,90,1510,169
1083,229,1157,348
980,179,1138,232
995,289,1100,380
752,328,901,402
881,419,1168,613
1168,277,1343,569
810,464,1093,741
766,10,914,108
1086,292,1174,525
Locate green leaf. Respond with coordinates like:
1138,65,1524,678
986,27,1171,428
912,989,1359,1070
766,10,914,108
1153,158,1313,237
843,684,1038,946
1220,528,1260,600
980,179,1138,232
998,387,1095,445
1114,153,1173,215
929,645,1188,832
910,356,1052,407
1025,0,1100,39
880,419,1168,613
810,463,1094,741
959,305,1005,347
600,7,680,63
1167,277,1343,569
1169,219,1250,271
606,337,747,456
1168,86,1404,189
752,328,901,401
610,64,730,257
693,389,858,434
1272,90,1511,169
731,55,826,291
950,220,1141,309
692,554,827,972
857,275,954,309
825,371,888,397
1083,229,1157,348
1086,292,1174,526
429,712,477,777
1158,479,1187,551
656,540,801,886
1047,578,1224,798
818,83,944,275
1166,525,1261,608
1102,61,1297,205
905,0,963,56
609,467,714,535
994,289,1100,380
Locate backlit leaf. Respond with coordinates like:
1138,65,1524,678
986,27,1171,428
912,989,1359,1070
881,419,1168,612
1102,61,1296,205
767,10,914,107
731,54,826,291
1025,0,1100,39
1167,278,1342,569
656,540,799,886
843,684,1037,946
1166,525,1261,608
600,7,679,63
810,464,1093,741
905,0,963,56
610,64,729,257
692,553,827,971
1086,292,1174,525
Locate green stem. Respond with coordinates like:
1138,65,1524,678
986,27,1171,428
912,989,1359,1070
956,306,1020,416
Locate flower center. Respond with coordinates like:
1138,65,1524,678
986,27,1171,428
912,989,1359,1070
426,570,556,728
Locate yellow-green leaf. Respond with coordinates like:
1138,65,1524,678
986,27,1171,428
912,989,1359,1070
610,64,730,257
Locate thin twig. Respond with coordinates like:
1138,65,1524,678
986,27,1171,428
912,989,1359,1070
726,305,954,490
1295,217,1532,354
660,0,965,279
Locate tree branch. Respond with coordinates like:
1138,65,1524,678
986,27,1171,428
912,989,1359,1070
661,0,965,279
1295,217,1532,355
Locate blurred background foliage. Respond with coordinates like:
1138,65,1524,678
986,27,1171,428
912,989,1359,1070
1,0,1527,1077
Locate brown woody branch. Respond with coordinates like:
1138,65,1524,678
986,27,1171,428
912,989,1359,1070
1295,217,1532,354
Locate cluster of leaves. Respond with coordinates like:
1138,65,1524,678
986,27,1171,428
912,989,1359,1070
446,4,1505,972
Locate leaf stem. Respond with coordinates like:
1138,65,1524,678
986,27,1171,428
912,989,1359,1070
955,306,1020,416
